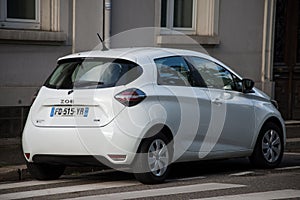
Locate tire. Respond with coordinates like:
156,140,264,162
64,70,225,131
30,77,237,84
27,162,65,180
249,122,284,168
133,133,172,184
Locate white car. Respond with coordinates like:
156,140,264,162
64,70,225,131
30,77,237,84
22,47,285,184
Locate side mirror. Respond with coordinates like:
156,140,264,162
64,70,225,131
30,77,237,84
242,79,254,93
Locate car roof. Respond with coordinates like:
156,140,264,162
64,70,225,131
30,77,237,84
58,47,242,79
59,47,212,62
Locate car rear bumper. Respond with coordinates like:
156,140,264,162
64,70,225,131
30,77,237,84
31,154,131,169
22,118,142,166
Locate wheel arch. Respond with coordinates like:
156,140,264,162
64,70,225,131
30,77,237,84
132,123,173,184
254,116,286,149
249,116,285,168
136,124,174,155
263,117,284,137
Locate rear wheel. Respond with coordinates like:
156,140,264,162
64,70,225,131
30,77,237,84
250,122,284,168
27,162,65,180
133,133,172,184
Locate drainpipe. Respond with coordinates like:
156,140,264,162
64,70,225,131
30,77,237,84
104,0,111,48
261,0,276,97
72,0,76,53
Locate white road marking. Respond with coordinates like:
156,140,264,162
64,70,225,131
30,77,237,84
229,171,255,176
284,152,300,156
275,166,300,171
0,179,73,190
67,183,246,200
168,176,206,182
0,181,138,200
193,189,300,200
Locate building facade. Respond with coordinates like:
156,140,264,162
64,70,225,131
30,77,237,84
0,0,299,138
0,0,106,137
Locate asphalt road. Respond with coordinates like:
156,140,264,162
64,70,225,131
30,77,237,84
0,152,299,200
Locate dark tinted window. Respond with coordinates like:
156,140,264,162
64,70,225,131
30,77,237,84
161,0,167,27
44,58,142,89
7,0,36,20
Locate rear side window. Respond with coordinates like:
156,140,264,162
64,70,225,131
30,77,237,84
44,58,142,89
154,56,191,86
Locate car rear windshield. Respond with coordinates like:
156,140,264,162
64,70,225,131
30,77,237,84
44,58,143,89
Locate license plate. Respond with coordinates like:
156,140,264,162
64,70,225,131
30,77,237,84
50,107,89,117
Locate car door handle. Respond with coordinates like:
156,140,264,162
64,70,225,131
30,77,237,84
212,98,223,105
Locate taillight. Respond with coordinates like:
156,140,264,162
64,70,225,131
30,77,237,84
25,153,30,160
114,88,146,107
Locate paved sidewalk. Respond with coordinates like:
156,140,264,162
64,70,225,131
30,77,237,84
286,138,300,152
0,138,24,167
0,165,27,182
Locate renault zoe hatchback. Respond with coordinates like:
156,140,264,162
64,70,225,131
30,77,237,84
22,48,285,184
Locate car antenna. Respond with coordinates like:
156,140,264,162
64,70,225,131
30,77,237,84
97,33,109,51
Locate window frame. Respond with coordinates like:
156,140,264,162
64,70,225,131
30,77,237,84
160,0,197,34
0,0,40,30
156,0,220,45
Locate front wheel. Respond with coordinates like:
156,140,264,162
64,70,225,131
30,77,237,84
27,162,65,180
249,122,284,168
133,133,172,184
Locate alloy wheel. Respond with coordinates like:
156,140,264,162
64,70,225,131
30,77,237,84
262,130,282,163
147,139,169,176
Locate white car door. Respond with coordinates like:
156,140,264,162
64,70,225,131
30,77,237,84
187,56,255,158
153,56,211,161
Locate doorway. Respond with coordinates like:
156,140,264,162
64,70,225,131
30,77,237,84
273,0,300,120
